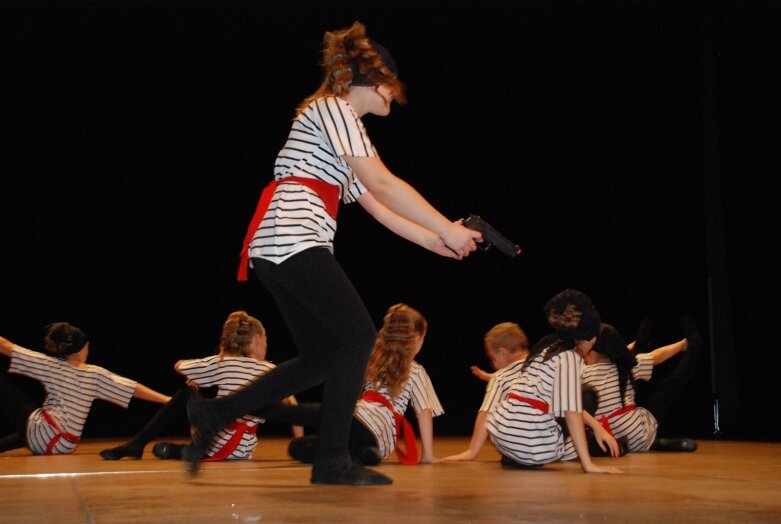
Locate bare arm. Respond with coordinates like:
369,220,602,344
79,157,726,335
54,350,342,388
416,408,439,464
443,410,490,462
564,411,623,474
132,384,171,404
582,411,620,457
346,155,481,257
644,339,688,366
470,366,495,382
0,336,15,358
358,192,459,258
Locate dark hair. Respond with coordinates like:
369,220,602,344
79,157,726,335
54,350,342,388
593,323,638,405
43,322,88,358
522,289,601,372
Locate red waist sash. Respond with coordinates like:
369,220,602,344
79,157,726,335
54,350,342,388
237,177,341,281
201,419,259,462
598,403,636,436
361,390,419,465
507,393,550,414
41,409,81,455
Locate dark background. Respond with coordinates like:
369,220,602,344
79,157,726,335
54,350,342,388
2,1,778,442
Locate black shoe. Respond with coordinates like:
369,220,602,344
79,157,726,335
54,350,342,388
99,444,143,460
311,463,392,486
651,437,698,452
354,446,382,466
152,441,182,460
184,398,222,477
288,436,317,464
500,454,542,469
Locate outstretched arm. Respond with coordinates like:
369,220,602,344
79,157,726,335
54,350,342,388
0,336,15,358
443,410,490,462
416,408,439,464
644,339,688,366
132,384,171,404
470,366,494,382
347,155,481,258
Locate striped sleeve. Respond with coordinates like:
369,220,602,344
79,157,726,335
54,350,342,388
632,353,655,382
549,351,584,416
93,366,137,408
405,363,444,417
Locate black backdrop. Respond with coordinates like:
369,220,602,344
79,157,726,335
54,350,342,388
2,1,778,442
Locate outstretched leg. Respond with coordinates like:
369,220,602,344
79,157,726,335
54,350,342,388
101,387,193,460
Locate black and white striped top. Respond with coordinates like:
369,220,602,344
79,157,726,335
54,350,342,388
486,347,584,466
9,345,137,455
582,353,657,451
248,96,375,265
176,354,277,460
354,361,444,459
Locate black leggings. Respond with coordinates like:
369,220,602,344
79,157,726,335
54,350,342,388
259,401,376,458
205,248,377,467
0,373,36,452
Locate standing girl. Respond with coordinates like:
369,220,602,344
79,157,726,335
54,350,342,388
0,322,170,455
184,21,480,486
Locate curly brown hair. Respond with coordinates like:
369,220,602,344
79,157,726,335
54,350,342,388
219,311,265,359
365,303,427,399
296,21,407,115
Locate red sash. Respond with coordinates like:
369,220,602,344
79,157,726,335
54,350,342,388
598,403,636,436
507,393,550,414
237,177,341,281
41,409,81,455
361,390,419,465
200,419,259,462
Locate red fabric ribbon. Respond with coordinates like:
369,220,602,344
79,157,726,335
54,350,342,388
200,419,259,462
237,177,340,281
507,393,551,413
41,409,81,455
361,390,419,465
598,403,636,436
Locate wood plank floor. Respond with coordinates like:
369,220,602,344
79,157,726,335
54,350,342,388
0,438,779,523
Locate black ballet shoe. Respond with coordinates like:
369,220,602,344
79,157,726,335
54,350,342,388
634,316,653,353
183,398,223,476
354,446,382,466
152,441,182,460
310,463,392,485
99,444,143,460
500,454,542,469
288,436,317,464
651,437,698,452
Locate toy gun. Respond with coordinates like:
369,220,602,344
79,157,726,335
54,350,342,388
463,214,522,258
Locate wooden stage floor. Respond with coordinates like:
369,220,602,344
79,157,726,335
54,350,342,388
0,437,779,523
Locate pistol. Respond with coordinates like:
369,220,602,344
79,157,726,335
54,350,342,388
462,214,522,258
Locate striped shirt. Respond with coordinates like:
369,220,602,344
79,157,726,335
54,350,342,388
176,354,276,460
354,361,444,459
9,345,137,455
579,353,657,452
486,346,584,466
248,96,374,265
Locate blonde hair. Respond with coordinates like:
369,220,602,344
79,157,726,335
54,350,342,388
219,311,265,358
365,304,427,399
296,21,406,115
484,322,529,354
